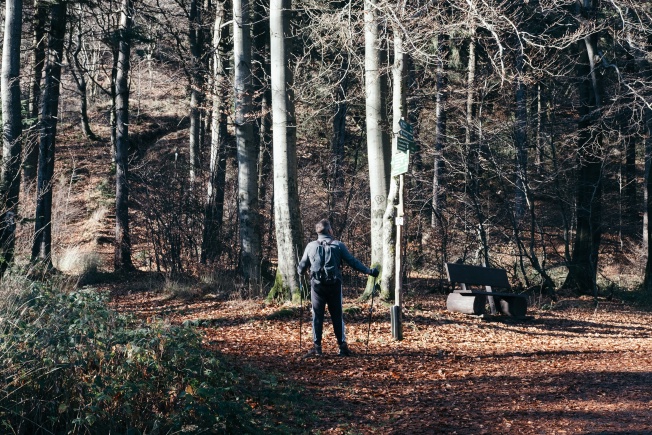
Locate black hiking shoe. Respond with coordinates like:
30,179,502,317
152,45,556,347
304,345,322,358
338,343,352,357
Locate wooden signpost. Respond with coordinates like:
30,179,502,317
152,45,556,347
390,119,415,341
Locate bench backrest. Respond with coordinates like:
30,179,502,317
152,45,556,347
445,263,510,289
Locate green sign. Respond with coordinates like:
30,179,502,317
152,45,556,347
399,129,414,141
391,152,409,176
397,119,417,153
399,119,413,134
397,136,412,152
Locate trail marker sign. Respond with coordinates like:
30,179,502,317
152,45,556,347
391,151,409,176
399,119,413,134
397,119,417,153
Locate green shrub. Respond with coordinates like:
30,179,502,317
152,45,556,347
0,284,255,434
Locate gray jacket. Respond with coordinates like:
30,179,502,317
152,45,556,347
298,234,371,282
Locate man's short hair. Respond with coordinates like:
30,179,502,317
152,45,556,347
315,219,331,234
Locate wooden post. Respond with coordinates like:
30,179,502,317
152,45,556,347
392,173,404,340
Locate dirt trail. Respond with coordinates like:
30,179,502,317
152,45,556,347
109,285,652,434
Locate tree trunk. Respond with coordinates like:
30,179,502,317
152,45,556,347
635,53,652,288
110,50,118,152
253,0,272,220
32,1,67,264
621,118,636,234
645,108,652,251
364,0,390,275
201,0,229,264
562,22,604,295
234,0,261,282
625,28,652,250
68,9,98,141
535,82,546,172
432,34,447,228
514,49,528,221
464,28,489,266
329,72,347,231
268,0,303,302
644,109,652,292
188,0,203,185
114,0,134,271
1,0,23,275
379,22,406,300
465,31,476,156
23,0,47,183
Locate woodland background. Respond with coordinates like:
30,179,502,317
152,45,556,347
0,0,651,300
1,1,652,433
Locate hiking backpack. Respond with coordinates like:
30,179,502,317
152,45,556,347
310,240,339,284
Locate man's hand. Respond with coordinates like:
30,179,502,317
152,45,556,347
369,267,379,278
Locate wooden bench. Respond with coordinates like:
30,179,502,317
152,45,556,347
445,263,528,318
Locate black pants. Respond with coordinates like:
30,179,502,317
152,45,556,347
310,279,345,347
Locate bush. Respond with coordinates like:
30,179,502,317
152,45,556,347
0,282,256,434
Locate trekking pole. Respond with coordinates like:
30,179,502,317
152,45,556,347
295,246,304,352
366,274,377,354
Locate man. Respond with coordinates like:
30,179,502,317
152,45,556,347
297,219,379,357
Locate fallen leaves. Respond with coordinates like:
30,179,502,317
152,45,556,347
108,286,652,434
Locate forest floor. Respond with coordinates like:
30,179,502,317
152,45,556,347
102,278,652,434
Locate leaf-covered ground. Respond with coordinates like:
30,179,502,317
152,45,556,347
108,283,652,434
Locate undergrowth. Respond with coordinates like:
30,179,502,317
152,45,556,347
0,277,289,434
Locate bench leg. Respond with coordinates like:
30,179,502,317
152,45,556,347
497,297,528,318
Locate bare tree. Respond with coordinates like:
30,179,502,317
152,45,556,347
67,4,99,141
32,1,67,264
0,0,23,275
253,0,272,212
514,47,528,221
114,0,135,271
188,0,204,185
234,0,261,281
562,0,604,295
432,33,447,229
23,0,48,183
379,17,407,300
268,0,303,301
201,0,230,264
364,0,390,278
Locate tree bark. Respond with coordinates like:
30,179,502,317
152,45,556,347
201,0,230,264
535,83,542,170
514,49,528,221
32,1,67,264
432,34,447,228
644,108,652,292
268,0,303,301
464,27,489,266
562,13,604,295
629,24,652,288
1,0,23,274
645,108,652,251
364,0,390,275
379,22,406,300
114,0,135,271
188,0,203,185
329,71,347,231
23,0,48,183
234,0,261,282
67,8,98,141
621,118,636,233
623,26,652,250
253,0,272,217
